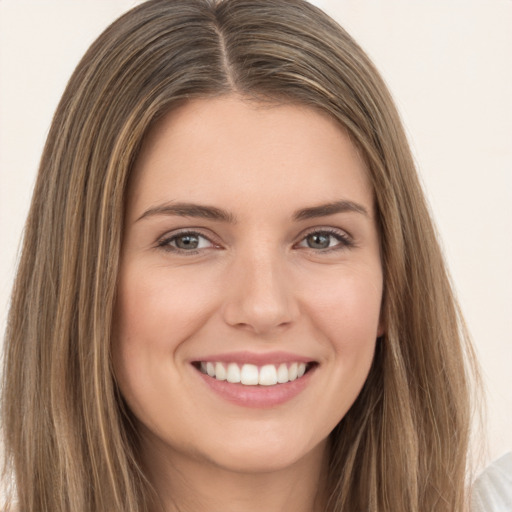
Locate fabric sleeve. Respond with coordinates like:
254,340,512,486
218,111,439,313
472,452,512,512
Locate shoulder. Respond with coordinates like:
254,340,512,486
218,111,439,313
472,452,512,512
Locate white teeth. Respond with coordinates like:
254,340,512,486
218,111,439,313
198,361,311,386
288,362,298,381
259,364,278,386
215,362,227,381
277,363,289,384
226,363,241,383
240,364,259,385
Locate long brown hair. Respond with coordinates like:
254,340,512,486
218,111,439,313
1,1,478,510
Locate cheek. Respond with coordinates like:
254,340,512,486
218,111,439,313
303,265,383,347
112,264,219,401
114,263,217,351
300,266,382,411
112,263,222,419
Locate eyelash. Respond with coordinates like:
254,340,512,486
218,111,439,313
156,228,355,255
297,228,355,253
156,230,216,255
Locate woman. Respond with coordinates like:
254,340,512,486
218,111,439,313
0,0,497,510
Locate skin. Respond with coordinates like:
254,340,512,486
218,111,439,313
113,95,383,512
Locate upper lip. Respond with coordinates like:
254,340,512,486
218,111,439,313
191,351,316,366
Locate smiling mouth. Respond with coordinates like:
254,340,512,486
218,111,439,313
193,361,316,386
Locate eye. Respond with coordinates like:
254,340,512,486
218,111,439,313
297,229,353,251
157,231,216,253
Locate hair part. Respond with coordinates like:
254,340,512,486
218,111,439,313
2,1,479,511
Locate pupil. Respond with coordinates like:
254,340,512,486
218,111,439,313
176,234,199,250
307,233,330,249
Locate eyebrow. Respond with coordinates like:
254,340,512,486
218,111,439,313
136,200,368,224
136,202,236,223
293,200,369,221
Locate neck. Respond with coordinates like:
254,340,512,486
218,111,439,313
141,436,329,512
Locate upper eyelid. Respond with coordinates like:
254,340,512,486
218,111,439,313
157,225,350,239
297,225,353,241
158,228,217,243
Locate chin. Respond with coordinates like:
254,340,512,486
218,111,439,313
200,432,327,474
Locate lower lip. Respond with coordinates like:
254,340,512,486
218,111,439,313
194,366,316,408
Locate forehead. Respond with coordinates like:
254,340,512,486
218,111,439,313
128,95,374,220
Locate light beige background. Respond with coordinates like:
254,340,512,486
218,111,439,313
1,0,511,467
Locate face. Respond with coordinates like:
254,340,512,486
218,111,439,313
113,96,383,475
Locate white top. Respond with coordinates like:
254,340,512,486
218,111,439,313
472,453,512,511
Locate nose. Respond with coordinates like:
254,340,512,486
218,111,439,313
221,250,299,336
